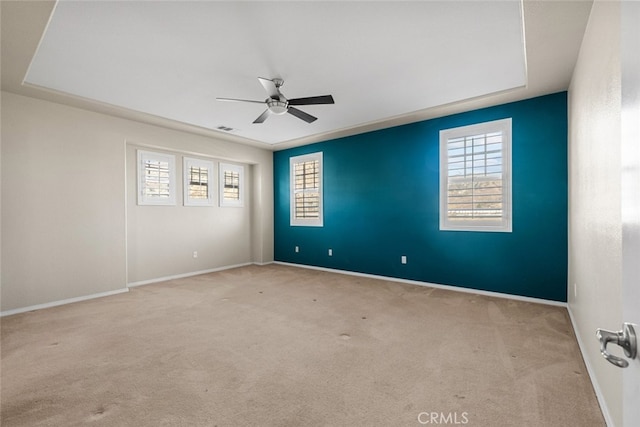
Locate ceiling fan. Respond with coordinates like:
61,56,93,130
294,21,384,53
216,77,334,124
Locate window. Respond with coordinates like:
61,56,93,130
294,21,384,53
137,150,176,206
290,152,323,227
184,157,214,206
440,118,512,232
219,163,244,207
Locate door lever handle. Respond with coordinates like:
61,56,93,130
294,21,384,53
595,323,637,368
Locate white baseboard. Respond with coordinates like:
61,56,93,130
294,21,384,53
0,288,130,317
567,306,614,427
1,259,564,313
274,261,568,307
127,262,254,288
1,262,264,317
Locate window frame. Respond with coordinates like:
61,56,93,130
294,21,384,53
137,149,176,206
183,157,214,207
219,162,245,207
439,118,512,232
290,152,323,227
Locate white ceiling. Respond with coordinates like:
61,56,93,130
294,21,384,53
2,1,593,150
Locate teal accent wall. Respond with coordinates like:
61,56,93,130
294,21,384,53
274,92,568,302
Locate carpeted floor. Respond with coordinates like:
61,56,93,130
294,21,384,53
1,264,604,426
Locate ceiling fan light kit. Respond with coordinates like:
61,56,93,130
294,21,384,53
217,77,335,125
267,100,288,115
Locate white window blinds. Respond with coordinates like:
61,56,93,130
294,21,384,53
294,160,320,219
219,163,244,207
189,167,208,198
440,119,512,232
183,157,213,206
290,152,323,226
137,150,176,206
223,170,240,200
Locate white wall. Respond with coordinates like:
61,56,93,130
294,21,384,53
568,1,622,425
1,91,273,312
125,145,254,284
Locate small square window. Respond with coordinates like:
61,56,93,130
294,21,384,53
219,163,244,207
184,157,214,206
137,150,176,206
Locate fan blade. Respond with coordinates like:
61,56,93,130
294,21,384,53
216,97,265,104
287,107,317,123
287,95,335,106
258,77,280,100
253,109,271,124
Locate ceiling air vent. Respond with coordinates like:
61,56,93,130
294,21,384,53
216,125,235,132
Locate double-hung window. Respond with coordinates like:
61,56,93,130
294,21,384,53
137,150,176,206
290,152,323,227
439,118,512,232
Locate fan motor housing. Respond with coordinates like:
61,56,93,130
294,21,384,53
267,100,288,115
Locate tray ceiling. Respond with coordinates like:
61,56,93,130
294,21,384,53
2,1,593,150
24,1,527,146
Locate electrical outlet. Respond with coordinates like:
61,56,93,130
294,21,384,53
328,249,333,256
401,255,407,264
193,251,198,259
295,246,299,253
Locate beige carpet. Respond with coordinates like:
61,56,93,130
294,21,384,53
1,264,604,426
